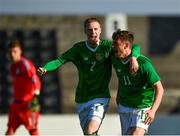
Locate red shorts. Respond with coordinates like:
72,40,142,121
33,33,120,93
7,102,39,132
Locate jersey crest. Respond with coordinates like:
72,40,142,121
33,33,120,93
83,57,88,61
16,68,20,75
96,53,103,62
117,69,121,73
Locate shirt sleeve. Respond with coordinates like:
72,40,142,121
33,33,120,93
32,75,41,92
143,61,161,85
131,44,141,58
43,59,63,71
22,58,41,92
22,59,35,78
43,45,78,71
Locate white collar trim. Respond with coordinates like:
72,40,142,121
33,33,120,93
121,58,131,64
85,41,99,52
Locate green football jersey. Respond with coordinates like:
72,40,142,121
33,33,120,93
43,39,140,103
112,55,160,108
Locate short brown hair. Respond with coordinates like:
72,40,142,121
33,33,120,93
112,29,134,44
8,40,23,50
84,17,101,28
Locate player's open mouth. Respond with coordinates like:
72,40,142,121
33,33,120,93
90,35,97,39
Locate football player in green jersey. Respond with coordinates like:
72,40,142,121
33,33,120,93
37,17,140,135
112,29,164,135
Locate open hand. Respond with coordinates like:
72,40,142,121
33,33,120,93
144,109,155,125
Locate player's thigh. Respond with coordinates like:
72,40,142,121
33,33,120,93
85,103,108,134
86,119,100,134
130,108,150,132
119,112,131,135
80,103,106,125
78,101,109,130
20,110,39,130
7,104,21,130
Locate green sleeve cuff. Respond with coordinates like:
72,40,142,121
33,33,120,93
43,59,62,71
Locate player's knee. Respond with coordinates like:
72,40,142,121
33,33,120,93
85,118,101,135
85,126,98,135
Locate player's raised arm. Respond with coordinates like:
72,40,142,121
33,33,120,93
37,59,62,76
130,44,141,74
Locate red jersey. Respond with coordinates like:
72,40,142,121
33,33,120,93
10,57,41,102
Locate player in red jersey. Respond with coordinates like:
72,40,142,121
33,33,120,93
5,40,41,136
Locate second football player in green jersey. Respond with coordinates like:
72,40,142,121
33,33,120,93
111,29,164,135
112,55,160,108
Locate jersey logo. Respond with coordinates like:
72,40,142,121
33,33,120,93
16,68,20,75
83,57,88,61
117,69,121,73
96,53,103,62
